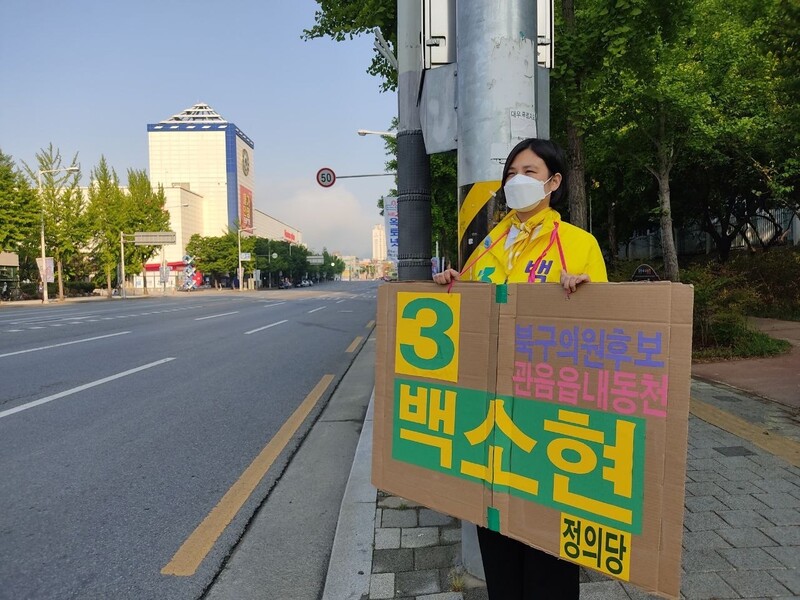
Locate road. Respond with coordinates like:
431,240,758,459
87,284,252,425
0,282,379,600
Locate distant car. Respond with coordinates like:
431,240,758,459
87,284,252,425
299,279,312,287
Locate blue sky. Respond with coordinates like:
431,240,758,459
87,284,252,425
0,0,397,258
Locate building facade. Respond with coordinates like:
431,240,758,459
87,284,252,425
144,103,301,287
372,224,387,261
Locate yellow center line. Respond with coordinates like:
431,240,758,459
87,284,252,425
366,320,375,329
161,373,336,576
690,398,800,467
346,336,364,353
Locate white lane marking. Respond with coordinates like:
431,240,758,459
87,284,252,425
336,299,346,304
339,310,354,313
195,311,239,321
0,332,131,359
0,358,176,420
307,306,327,314
263,302,286,308
244,319,288,335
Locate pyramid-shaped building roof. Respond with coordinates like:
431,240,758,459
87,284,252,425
159,102,227,124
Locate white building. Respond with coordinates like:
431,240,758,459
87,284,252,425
372,224,387,261
145,103,301,285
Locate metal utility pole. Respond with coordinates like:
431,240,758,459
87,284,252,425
456,0,539,268
455,0,540,579
120,231,127,299
397,0,432,281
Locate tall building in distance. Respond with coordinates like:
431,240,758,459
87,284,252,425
372,224,387,261
148,103,255,242
145,103,301,283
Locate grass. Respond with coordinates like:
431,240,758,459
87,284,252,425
693,328,792,361
448,567,466,592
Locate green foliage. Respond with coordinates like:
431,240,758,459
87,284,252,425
306,0,796,274
85,157,124,294
727,247,800,320
608,250,797,359
16,281,93,299
122,169,171,283
0,150,38,252
186,233,326,286
185,233,241,286
681,264,761,349
681,257,794,359
22,144,85,298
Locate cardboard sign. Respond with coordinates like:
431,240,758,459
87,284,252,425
373,281,693,598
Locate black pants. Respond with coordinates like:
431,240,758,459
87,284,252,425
477,526,580,599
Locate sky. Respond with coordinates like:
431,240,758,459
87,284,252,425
0,0,397,258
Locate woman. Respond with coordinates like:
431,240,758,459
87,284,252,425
433,138,607,599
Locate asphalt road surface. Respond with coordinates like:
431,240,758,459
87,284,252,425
0,281,379,600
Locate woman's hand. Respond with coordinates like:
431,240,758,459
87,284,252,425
560,271,591,294
433,268,460,285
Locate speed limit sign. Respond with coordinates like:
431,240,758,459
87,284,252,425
316,167,336,188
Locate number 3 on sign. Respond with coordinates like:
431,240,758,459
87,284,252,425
395,292,461,382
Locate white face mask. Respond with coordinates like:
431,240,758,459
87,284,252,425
503,174,553,212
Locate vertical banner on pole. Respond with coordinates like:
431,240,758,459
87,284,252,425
384,195,399,264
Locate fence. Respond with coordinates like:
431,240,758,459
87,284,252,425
620,208,798,261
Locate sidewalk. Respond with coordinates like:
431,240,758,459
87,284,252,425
323,321,800,600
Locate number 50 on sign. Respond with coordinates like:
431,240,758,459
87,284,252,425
395,292,461,383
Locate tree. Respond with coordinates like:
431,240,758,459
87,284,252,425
659,0,784,261
760,0,799,217
587,0,706,281
185,230,257,288
123,169,171,293
553,0,665,238
0,150,38,253
85,157,125,297
23,144,85,300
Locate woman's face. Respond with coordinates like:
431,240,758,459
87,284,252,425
505,148,551,184
504,148,562,218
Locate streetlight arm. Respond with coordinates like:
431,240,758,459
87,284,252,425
357,129,397,137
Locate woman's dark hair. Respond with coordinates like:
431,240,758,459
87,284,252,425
501,138,569,207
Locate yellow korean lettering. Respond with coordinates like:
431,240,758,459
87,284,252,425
603,420,635,498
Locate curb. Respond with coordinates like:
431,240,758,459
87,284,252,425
322,392,377,600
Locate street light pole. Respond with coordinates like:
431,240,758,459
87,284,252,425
38,170,46,303
120,231,127,299
237,228,243,291
37,165,79,304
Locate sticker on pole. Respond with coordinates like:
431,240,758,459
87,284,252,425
316,167,336,188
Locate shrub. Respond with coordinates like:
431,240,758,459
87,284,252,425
727,247,800,320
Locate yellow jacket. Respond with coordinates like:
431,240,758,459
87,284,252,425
462,208,607,284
